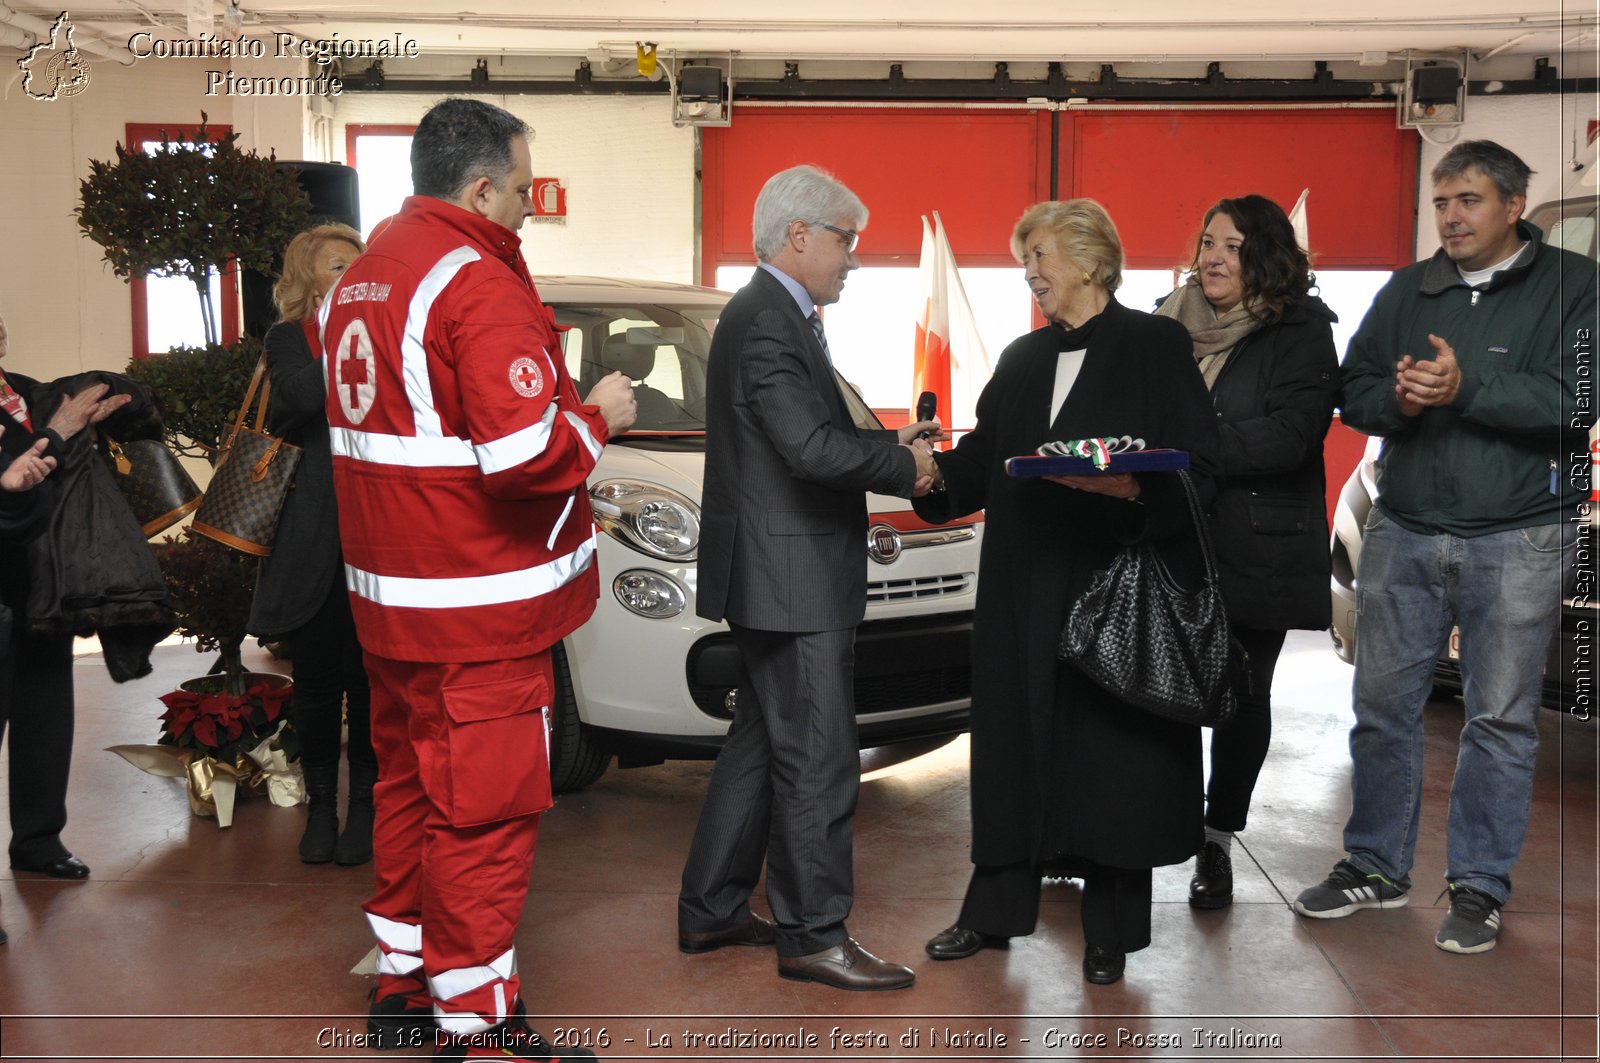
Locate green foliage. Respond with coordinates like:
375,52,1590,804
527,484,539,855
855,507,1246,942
152,531,260,692
125,334,262,459
75,113,311,344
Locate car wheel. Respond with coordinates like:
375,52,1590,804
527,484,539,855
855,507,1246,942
549,641,610,794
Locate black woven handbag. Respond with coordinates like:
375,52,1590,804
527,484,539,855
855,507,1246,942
1058,469,1247,727
102,434,201,538
189,357,300,557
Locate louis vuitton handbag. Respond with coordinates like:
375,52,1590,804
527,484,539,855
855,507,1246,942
1058,469,1247,728
189,356,300,557
101,434,202,538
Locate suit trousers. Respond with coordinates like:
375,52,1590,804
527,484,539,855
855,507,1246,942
0,630,75,865
679,623,859,958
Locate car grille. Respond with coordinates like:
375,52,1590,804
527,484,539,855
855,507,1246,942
866,572,974,603
686,612,973,720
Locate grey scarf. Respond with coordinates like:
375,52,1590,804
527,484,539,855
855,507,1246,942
1155,276,1265,390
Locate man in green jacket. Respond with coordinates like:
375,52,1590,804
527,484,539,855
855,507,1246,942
1294,140,1597,954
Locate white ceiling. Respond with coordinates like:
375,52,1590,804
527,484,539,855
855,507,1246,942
4,2,1595,72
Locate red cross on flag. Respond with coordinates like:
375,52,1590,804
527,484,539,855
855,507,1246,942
911,211,991,441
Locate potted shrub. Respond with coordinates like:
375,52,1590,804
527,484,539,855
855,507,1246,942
81,116,312,822
76,113,309,669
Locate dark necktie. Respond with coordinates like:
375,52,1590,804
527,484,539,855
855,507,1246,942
807,312,832,363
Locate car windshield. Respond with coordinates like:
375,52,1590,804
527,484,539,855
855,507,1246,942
548,298,885,434
1528,197,1599,260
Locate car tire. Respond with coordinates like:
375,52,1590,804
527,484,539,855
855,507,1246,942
549,641,610,794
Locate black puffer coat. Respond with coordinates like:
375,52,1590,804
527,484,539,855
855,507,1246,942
1201,296,1340,631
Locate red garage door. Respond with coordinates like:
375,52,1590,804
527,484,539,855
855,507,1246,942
701,107,1050,278
1064,107,1417,270
702,104,1416,277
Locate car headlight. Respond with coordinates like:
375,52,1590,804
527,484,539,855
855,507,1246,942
590,480,701,561
613,569,687,618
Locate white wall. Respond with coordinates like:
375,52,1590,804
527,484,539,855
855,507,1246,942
0,56,312,383
330,93,697,284
0,64,697,388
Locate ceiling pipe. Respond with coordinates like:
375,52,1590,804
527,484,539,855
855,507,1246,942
0,5,136,65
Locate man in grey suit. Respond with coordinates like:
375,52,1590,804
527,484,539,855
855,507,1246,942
678,165,939,991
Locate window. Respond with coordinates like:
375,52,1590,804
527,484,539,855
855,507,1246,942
345,125,416,241
550,300,715,432
126,123,239,357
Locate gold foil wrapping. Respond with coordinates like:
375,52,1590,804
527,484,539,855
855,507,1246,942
108,724,304,829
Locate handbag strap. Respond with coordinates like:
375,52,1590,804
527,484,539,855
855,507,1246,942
1174,469,1223,585
223,356,272,449
100,429,131,475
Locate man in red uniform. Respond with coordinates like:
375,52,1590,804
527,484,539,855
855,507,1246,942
320,98,635,1060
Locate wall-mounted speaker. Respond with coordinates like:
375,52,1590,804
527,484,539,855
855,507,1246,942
242,161,360,338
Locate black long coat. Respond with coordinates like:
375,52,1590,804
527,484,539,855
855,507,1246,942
1196,296,1340,631
247,321,344,637
915,298,1219,871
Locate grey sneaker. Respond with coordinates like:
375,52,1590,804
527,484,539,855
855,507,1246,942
1434,884,1502,954
1293,859,1409,918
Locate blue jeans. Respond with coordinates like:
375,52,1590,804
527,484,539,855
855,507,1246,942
1343,510,1569,905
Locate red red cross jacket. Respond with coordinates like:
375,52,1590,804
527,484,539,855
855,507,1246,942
320,195,607,663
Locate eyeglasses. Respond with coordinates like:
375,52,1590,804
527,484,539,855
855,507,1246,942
817,223,860,253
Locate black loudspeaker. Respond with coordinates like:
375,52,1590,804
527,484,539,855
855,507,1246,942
241,161,361,339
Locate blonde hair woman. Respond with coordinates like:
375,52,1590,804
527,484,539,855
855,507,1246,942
247,222,375,865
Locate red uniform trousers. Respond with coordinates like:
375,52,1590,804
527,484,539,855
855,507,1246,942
361,649,555,1035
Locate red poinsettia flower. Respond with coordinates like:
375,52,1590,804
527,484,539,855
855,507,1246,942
155,680,295,761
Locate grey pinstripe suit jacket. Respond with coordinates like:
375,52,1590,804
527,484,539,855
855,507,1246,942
696,268,916,632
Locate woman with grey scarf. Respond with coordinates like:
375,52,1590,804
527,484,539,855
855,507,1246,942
1155,194,1340,912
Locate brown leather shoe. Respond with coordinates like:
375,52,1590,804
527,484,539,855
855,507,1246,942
778,938,915,991
679,911,777,954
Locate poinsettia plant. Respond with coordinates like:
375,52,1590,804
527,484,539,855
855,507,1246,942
158,678,294,764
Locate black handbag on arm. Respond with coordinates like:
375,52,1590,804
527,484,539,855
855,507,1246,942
1058,469,1247,727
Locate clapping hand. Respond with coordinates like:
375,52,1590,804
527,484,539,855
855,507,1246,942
46,382,132,442
1395,334,1460,414
0,432,57,493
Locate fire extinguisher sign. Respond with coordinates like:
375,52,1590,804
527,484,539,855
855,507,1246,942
531,178,567,222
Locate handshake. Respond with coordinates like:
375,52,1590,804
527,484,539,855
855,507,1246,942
897,417,948,497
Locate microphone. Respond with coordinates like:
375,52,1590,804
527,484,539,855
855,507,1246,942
915,391,937,442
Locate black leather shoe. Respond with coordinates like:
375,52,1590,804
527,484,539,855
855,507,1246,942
0,924,8,946
778,938,915,991
679,911,777,954
12,854,90,879
1189,841,1234,909
925,924,1009,960
1083,945,1125,985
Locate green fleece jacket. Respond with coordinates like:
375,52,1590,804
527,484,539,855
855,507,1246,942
1341,221,1599,536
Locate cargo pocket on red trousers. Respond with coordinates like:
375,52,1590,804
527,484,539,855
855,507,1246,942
439,669,554,828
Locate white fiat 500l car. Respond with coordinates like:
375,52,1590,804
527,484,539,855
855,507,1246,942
537,277,983,791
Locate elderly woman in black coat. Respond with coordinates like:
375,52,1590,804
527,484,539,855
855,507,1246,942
916,200,1218,985
247,224,377,866
1154,195,1338,910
